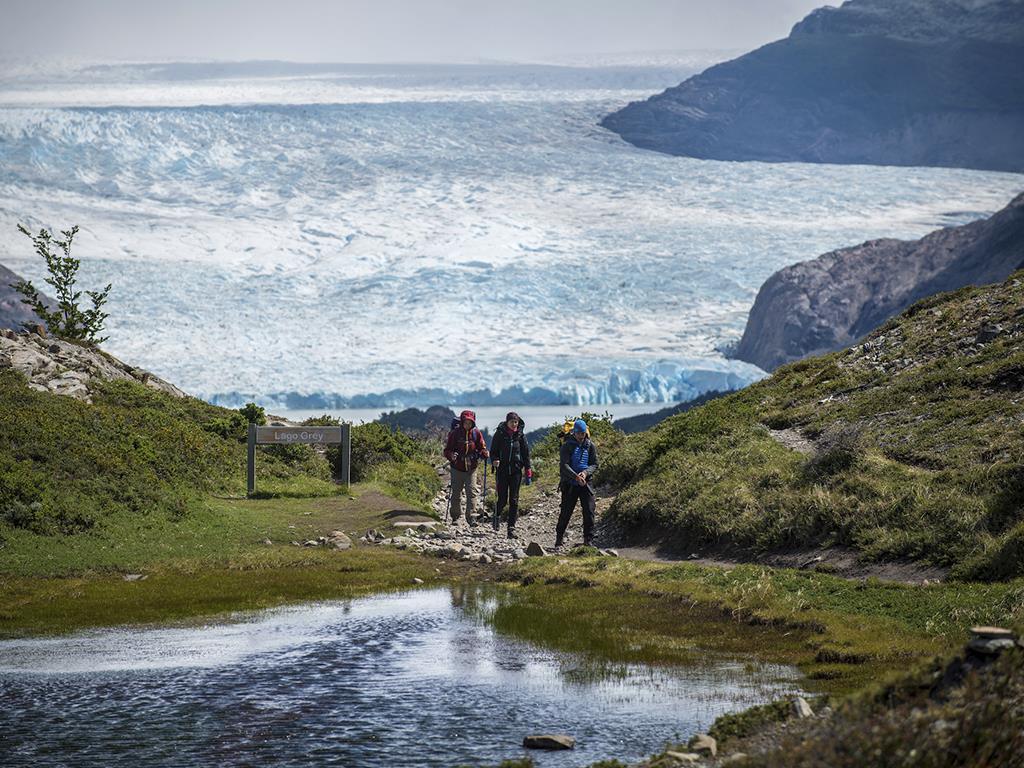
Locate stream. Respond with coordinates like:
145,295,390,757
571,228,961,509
0,587,803,767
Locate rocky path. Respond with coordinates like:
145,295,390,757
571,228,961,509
359,462,946,584
359,465,619,563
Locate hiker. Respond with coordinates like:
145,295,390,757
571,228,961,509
556,418,598,548
443,409,489,525
489,411,532,539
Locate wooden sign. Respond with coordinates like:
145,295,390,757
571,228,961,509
247,423,351,495
256,426,343,445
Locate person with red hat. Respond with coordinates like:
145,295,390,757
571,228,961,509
443,409,489,525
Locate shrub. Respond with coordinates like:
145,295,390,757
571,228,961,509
13,223,111,343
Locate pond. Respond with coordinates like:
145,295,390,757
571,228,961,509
0,587,803,767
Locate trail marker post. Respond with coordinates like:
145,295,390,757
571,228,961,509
246,423,351,496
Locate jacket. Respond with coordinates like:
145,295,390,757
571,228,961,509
559,435,598,490
444,426,488,472
489,421,531,478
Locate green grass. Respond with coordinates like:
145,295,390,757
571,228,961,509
0,487,462,637
603,272,1024,578
505,556,1024,694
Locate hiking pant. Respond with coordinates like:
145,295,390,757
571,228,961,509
557,482,595,542
496,473,523,531
449,467,477,521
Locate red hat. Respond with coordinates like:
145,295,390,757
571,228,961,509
460,410,476,425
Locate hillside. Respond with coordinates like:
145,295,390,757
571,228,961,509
734,191,1024,371
604,270,1024,580
0,331,439,568
600,0,1024,172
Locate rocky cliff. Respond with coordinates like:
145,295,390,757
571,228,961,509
0,327,186,402
601,0,1024,172
734,191,1024,371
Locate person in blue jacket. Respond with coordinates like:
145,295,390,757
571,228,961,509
556,419,598,548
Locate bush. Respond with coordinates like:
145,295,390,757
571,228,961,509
346,422,423,483
0,370,330,535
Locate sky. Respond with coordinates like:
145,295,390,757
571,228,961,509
0,0,839,63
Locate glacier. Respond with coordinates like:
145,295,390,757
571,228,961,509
0,59,1021,408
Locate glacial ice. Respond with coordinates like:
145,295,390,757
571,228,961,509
0,60,1020,407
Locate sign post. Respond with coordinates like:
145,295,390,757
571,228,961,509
246,424,351,497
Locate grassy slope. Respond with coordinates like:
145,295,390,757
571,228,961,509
604,272,1024,579
0,366,447,635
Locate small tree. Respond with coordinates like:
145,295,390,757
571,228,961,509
13,224,111,344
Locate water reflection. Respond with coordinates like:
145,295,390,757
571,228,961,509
0,587,802,767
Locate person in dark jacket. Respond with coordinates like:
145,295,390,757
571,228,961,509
489,411,532,539
443,410,489,525
556,418,598,548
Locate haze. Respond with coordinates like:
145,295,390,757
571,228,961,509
0,0,839,63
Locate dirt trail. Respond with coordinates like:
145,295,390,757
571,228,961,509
396,464,948,584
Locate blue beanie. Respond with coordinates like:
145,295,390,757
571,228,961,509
573,419,588,434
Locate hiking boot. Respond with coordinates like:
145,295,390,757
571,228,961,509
555,534,564,548
583,537,593,547
507,528,519,540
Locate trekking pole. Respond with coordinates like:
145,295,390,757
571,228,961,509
482,455,490,527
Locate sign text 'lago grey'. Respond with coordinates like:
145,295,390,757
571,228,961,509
255,426,343,445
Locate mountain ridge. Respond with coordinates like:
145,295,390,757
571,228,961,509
601,0,1024,172
733,191,1024,371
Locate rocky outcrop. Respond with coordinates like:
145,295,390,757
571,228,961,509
1,263,55,331
601,0,1024,172
734,191,1024,371
0,327,187,402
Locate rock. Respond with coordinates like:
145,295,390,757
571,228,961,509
392,521,437,531
976,324,1003,343
688,733,717,758
601,0,1024,174
122,573,147,582
968,637,1018,655
328,532,352,550
721,754,749,765
662,752,701,764
0,321,187,402
604,548,619,557
525,541,546,557
291,540,301,546
522,734,575,750
261,538,273,546
799,555,824,569
687,553,699,560
792,696,814,719
733,192,1024,371
970,625,1016,640
412,577,424,585
513,549,528,560
302,540,319,547
479,554,492,564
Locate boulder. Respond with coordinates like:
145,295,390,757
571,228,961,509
662,752,701,765
688,733,717,758
525,541,546,557
328,532,352,551
522,734,575,750
792,696,814,719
